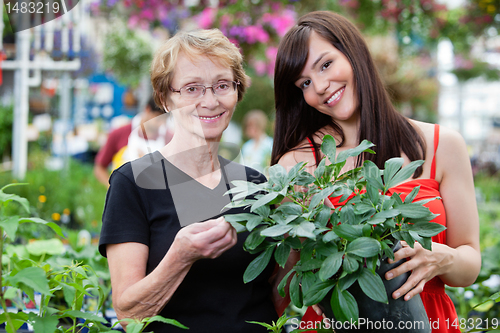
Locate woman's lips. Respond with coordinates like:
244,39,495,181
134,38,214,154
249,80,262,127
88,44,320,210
324,86,346,106
195,111,226,123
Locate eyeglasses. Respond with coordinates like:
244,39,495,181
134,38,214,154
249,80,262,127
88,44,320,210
169,81,240,100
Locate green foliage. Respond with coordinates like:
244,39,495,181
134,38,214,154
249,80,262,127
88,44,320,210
0,158,107,234
444,173,500,327
1,183,187,332
234,72,275,128
452,59,500,82
225,136,443,323
247,312,290,333
102,21,153,88
0,104,14,159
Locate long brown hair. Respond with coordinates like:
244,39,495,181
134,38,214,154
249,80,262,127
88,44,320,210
271,11,425,177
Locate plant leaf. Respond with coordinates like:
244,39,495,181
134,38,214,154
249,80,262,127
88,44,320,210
345,237,381,257
404,185,421,203
384,160,424,190
274,242,291,268
18,217,65,238
342,254,360,274
409,221,447,237
358,268,388,304
261,224,293,238
290,221,316,239
143,315,188,329
26,239,65,256
333,224,363,241
337,140,375,164
244,228,266,251
303,280,335,306
243,245,274,283
362,160,384,191
277,269,295,297
290,273,303,308
319,251,343,281
331,284,359,323
30,313,59,333
6,267,51,295
251,192,281,212
0,189,30,214
397,203,432,219
0,215,19,240
321,134,337,162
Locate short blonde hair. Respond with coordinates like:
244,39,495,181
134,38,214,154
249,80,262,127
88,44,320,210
150,29,248,109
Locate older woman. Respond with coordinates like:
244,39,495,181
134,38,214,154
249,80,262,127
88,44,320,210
99,29,281,332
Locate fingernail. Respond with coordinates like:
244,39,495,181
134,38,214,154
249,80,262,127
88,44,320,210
394,292,400,299
405,294,411,301
386,272,393,279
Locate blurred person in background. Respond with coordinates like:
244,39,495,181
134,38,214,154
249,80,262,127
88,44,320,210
93,96,172,186
240,109,273,175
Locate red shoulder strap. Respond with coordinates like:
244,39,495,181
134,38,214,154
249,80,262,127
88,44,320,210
430,124,439,180
306,137,318,161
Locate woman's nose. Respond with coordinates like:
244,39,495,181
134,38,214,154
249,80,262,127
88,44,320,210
313,77,329,94
201,88,219,107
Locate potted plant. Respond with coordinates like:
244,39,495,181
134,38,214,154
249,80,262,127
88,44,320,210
225,135,445,332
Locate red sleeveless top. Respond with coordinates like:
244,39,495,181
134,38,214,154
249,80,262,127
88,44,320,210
301,125,460,332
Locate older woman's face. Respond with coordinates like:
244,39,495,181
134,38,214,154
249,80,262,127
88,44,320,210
166,53,238,142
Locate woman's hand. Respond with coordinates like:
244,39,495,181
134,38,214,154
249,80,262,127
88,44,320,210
384,241,453,301
172,216,238,265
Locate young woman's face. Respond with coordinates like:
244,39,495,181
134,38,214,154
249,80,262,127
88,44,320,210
166,53,238,142
295,31,358,125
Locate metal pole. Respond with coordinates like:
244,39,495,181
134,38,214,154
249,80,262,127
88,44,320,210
12,29,31,180
60,71,71,172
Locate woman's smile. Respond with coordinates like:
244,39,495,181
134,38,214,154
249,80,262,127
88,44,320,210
324,85,346,107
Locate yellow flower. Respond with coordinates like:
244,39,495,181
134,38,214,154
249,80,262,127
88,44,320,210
38,195,47,203
52,213,61,221
39,186,45,193
63,208,71,215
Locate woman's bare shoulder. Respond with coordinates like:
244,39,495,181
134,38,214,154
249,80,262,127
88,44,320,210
410,120,465,150
277,140,317,173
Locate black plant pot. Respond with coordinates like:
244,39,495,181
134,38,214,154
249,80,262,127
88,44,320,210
319,241,431,333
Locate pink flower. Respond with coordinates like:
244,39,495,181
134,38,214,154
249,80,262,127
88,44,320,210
266,46,278,77
128,15,140,28
197,7,217,29
252,60,267,76
140,8,155,21
243,25,269,44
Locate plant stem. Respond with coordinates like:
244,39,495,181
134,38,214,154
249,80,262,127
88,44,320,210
0,226,17,332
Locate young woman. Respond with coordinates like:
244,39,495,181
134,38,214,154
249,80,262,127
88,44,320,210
272,11,480,332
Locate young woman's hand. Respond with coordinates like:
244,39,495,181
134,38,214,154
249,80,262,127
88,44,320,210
172,216,238,264
384,241,453,301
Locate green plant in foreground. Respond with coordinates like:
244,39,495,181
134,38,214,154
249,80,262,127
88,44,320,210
225,135,445,323
0,183,187,332
247,312,290,333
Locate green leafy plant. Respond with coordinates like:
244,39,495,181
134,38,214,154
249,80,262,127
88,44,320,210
225,135,445,323
0,183,187,332
247,313,290,333
102,21,153,88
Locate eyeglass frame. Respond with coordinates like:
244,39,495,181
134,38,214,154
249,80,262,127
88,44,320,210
169,80,240,99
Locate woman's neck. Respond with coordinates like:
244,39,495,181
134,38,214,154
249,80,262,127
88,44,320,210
160,136,221,178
